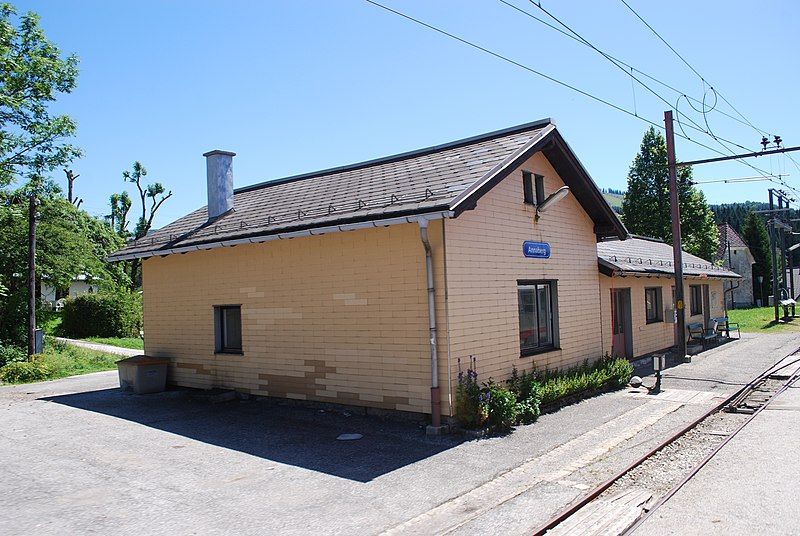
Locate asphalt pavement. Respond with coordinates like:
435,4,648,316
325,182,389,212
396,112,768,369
1,332,798,535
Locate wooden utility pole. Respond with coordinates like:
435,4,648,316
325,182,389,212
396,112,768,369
27,193,37,356
664,110,688,360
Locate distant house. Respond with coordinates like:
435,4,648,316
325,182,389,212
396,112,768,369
41,274,99,309
109,120,740,425
716,223,755,308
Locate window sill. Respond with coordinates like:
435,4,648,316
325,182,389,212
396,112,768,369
646,319,664,325
215,350,243,356
520,346,560,358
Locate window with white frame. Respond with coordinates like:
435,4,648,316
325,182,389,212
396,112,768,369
518,281,559,356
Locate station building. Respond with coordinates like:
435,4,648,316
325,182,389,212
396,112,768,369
109,120,739,422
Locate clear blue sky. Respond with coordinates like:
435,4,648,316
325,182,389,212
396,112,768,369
14,0,800,228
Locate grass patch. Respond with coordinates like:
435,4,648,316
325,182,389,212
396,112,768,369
0,338,119,384
38,310,63,335
84,337,144,350
728,306,800,333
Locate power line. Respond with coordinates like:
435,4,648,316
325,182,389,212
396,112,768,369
618,0,769,138
692,174,787,185
495,0,768,135
521,0,757,156
364,0,785,184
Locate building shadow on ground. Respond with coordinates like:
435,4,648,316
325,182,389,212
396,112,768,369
42,387,462,483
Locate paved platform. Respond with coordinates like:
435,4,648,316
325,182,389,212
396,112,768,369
634,363,800,535
1,332,798,535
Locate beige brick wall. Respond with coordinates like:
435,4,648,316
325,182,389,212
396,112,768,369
142,220,449,415
443,152,605,386
599,275,727,357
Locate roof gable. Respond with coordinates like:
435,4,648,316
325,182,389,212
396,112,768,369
716,223,749,259
110,120,626,261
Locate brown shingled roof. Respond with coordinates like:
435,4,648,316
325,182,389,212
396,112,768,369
109,119,626,261
716,223,749,260
598,236,740,279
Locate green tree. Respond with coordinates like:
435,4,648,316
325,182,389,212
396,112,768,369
0,183,126,344
621,127,719,261
121,161,172,288
0,4,80,186
109,191,132,237
741,211,772,303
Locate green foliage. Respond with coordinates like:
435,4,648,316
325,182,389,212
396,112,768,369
454,358,486,429
0,3,80,186
119,161,173,289
0,338,119,384
61,291,142,338
0,356,52,383
0,343,26,367
741,211,773,302
514,398,540,425
538,356,634,406
457,357,633,433
482,381,517,431
109,191,132,237
711,201,777,234
0,189,127,345
621,127,719,261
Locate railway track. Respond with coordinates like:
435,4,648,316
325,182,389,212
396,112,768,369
533,350,800,536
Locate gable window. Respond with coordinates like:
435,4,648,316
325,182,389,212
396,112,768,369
214,305,242,353
523,171,535,205
645,287,663,324
522,172,547,205
689,285,703,316
534,174,545,205
518,281,559,356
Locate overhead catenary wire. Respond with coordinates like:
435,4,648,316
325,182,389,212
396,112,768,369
495,0,770,136
692,174,787,185
522,0,758,157
366,0,799,198
364,0,767,169
618,0,771,138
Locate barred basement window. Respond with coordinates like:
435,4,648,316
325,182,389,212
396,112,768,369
645,287,663,324
214,305,242,354
518,281,559,356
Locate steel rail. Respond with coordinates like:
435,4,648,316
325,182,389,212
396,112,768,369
624,365,800,534
531,348,800,536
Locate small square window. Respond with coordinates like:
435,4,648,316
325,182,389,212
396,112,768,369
214,305,242,353
645,287,663,324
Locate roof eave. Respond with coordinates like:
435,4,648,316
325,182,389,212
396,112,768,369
107,208,455,262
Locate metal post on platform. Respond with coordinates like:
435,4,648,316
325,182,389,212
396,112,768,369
770,189,780,323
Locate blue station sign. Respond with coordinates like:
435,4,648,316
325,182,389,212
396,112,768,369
523,241,551,259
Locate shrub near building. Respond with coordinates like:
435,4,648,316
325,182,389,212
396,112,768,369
61,291,142,338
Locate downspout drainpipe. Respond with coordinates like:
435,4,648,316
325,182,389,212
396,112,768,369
419,218,441,428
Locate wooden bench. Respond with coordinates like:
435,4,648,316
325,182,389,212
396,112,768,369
714,316,740,339
688,322,717,349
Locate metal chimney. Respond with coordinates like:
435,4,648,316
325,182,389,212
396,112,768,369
203,149,236,220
